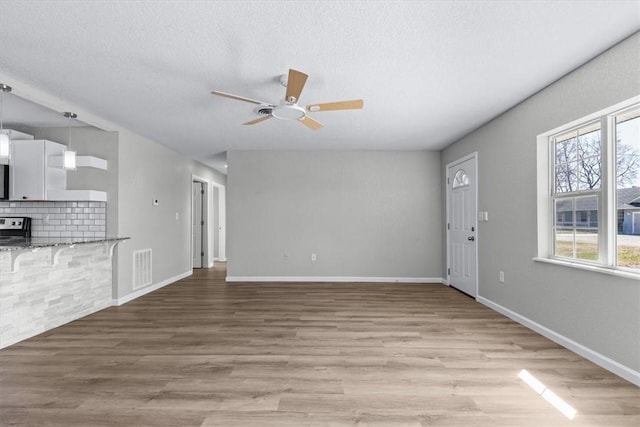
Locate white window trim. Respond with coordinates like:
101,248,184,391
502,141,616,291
535,95,640,279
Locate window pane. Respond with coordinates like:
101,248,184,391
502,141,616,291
452,169,469,188
577,129,601,190
555,136,577,193
615,110,640,271
556,136,577,163
554,196,599,262
576,195,598,261
555,227,574,258
575,229,598,261
554,199,574,258
555,163,577,193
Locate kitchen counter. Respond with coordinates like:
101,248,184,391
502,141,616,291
1,237,128,349
0,236,128,251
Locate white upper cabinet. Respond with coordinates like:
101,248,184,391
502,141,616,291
10,140,66,200
9,139,107,201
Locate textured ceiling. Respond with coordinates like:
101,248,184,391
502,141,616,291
0,1,639,172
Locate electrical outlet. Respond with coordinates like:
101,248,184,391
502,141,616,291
499,271,505,283
311,253,317,261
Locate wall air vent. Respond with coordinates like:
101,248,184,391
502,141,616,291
133,248,152,289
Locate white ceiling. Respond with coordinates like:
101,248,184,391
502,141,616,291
0,1,639,173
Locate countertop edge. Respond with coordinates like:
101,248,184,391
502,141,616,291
0,237,130,252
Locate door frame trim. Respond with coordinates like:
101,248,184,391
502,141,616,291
445,152,479,299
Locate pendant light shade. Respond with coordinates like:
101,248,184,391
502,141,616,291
0,133,8,158
63,112,77,170
63,149,77,170
0,83,12,159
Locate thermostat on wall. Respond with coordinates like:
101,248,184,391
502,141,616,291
153,199,159,206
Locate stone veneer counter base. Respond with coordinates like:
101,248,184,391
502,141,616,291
0,238,127,349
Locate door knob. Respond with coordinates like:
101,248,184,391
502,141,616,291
468,236,475,241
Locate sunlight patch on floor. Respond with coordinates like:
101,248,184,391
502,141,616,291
518,369,577,420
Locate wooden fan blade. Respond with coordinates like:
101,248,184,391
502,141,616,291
285,69,308,103
306,99,364,112
211,90,267,105
299,116,324,130
243,115,272,125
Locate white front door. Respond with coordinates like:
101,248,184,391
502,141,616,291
447,155,477,297
192,181,203,268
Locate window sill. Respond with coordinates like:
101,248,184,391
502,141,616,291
533,257,640,280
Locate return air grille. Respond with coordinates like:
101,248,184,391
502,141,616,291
133,249,152,289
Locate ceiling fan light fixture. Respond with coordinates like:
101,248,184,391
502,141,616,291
271,101,306,121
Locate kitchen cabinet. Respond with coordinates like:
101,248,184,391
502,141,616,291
10,139,66,200
10,139,108,201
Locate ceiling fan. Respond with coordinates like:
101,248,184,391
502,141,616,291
211,69,363,130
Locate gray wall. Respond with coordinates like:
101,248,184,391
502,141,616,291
116,130,226,300
227,151,442,279
441,33,640,372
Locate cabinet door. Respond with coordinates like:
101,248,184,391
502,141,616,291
44,141,66,196
11,141,45,200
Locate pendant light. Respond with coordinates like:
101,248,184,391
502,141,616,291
0,83,11,159
63,112,77,170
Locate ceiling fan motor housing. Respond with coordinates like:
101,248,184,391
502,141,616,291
271,100,306,120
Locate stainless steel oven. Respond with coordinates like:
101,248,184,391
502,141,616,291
0,216,31,245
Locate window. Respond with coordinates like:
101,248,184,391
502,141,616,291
452,169,469,188
616,108,640,270
538,97,640,276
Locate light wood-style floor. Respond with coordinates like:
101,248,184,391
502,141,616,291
0,264,638,426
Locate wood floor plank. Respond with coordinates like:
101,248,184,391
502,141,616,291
0,263,638,426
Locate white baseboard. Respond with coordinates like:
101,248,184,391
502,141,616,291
113,270,193,306
478,296,640,387
226,276,446,284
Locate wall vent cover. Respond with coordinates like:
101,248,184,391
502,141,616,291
133,248,152,289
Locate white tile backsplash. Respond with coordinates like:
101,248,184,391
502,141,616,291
0,201,106,238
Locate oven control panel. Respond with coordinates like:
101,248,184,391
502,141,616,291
0,217,31,231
